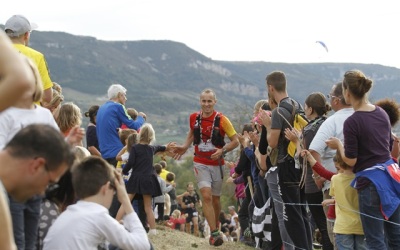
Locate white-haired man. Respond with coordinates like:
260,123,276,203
96,84,146,166
97,84,146,218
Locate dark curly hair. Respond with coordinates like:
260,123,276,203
375,98,400,127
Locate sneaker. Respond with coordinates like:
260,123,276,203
209,231,224,246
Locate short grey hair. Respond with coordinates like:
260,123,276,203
107,84,126,99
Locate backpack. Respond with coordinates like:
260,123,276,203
193,112,225,147
278,99,308,158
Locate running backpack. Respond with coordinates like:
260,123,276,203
193,112,225,147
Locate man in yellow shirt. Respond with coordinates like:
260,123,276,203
5,15,53,104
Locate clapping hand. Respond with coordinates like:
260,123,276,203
257,109,272,127
65,125,85,146
325,137,342,149
284,128,300,143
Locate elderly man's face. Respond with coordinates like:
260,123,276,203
118,92,127,105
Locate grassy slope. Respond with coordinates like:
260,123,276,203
150,226,254,250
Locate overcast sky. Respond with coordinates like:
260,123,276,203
2,0,400,69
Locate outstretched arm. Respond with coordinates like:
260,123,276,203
116,146,127,161
173,129,194,160
302,150,335,181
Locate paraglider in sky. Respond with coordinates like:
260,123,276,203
316,41,328,53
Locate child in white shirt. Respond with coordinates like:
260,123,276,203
43,157,150,250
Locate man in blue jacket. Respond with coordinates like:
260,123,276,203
96,84,146,166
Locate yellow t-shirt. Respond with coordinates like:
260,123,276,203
116,148,127,169
13,44,53,104
160,169,170,181
330,173,364,235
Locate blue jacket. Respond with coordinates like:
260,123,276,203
96,101,144,159
244,147,259,186
351,159,400,218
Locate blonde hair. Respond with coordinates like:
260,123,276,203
71,146,91,171
55,102,82,133
138,123,155,144
45,88,64,112
171,209,181,219
74,146,90,161
253,99,267,112
52,82,62,93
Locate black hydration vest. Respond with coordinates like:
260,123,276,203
193,112,226,147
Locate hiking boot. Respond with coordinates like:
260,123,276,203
209,231,223,246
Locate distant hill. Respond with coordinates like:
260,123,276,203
3,28,400,140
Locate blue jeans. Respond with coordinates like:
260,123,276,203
335,234,368,250
10,195,41,250
358,182,400,249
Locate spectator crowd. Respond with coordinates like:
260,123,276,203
1,14,400,250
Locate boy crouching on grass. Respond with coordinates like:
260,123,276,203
43,157,151,250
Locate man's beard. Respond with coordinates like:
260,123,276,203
268,92,276,105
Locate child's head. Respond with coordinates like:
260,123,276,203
239,123,254,149
171,209,181,219
231,231,238,241
154,163,162,175
52,82,62,93
166,172,175,182
44,87,64,113
127,108,138,120
118,129,136,146
242,123,254,135
159,160,167,169
228,206,236,214
55,102,82,134
72,146,91,168
138,123,155,144
126,132,138,151
84,105,99,124
253,99,268,115
375,98,400,127
72,157,115,200
333,151,351,171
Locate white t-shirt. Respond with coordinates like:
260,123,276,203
121,152,130,162
0,105,59,149
43,200,150,250
309,108,354,191
230,213,238,228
